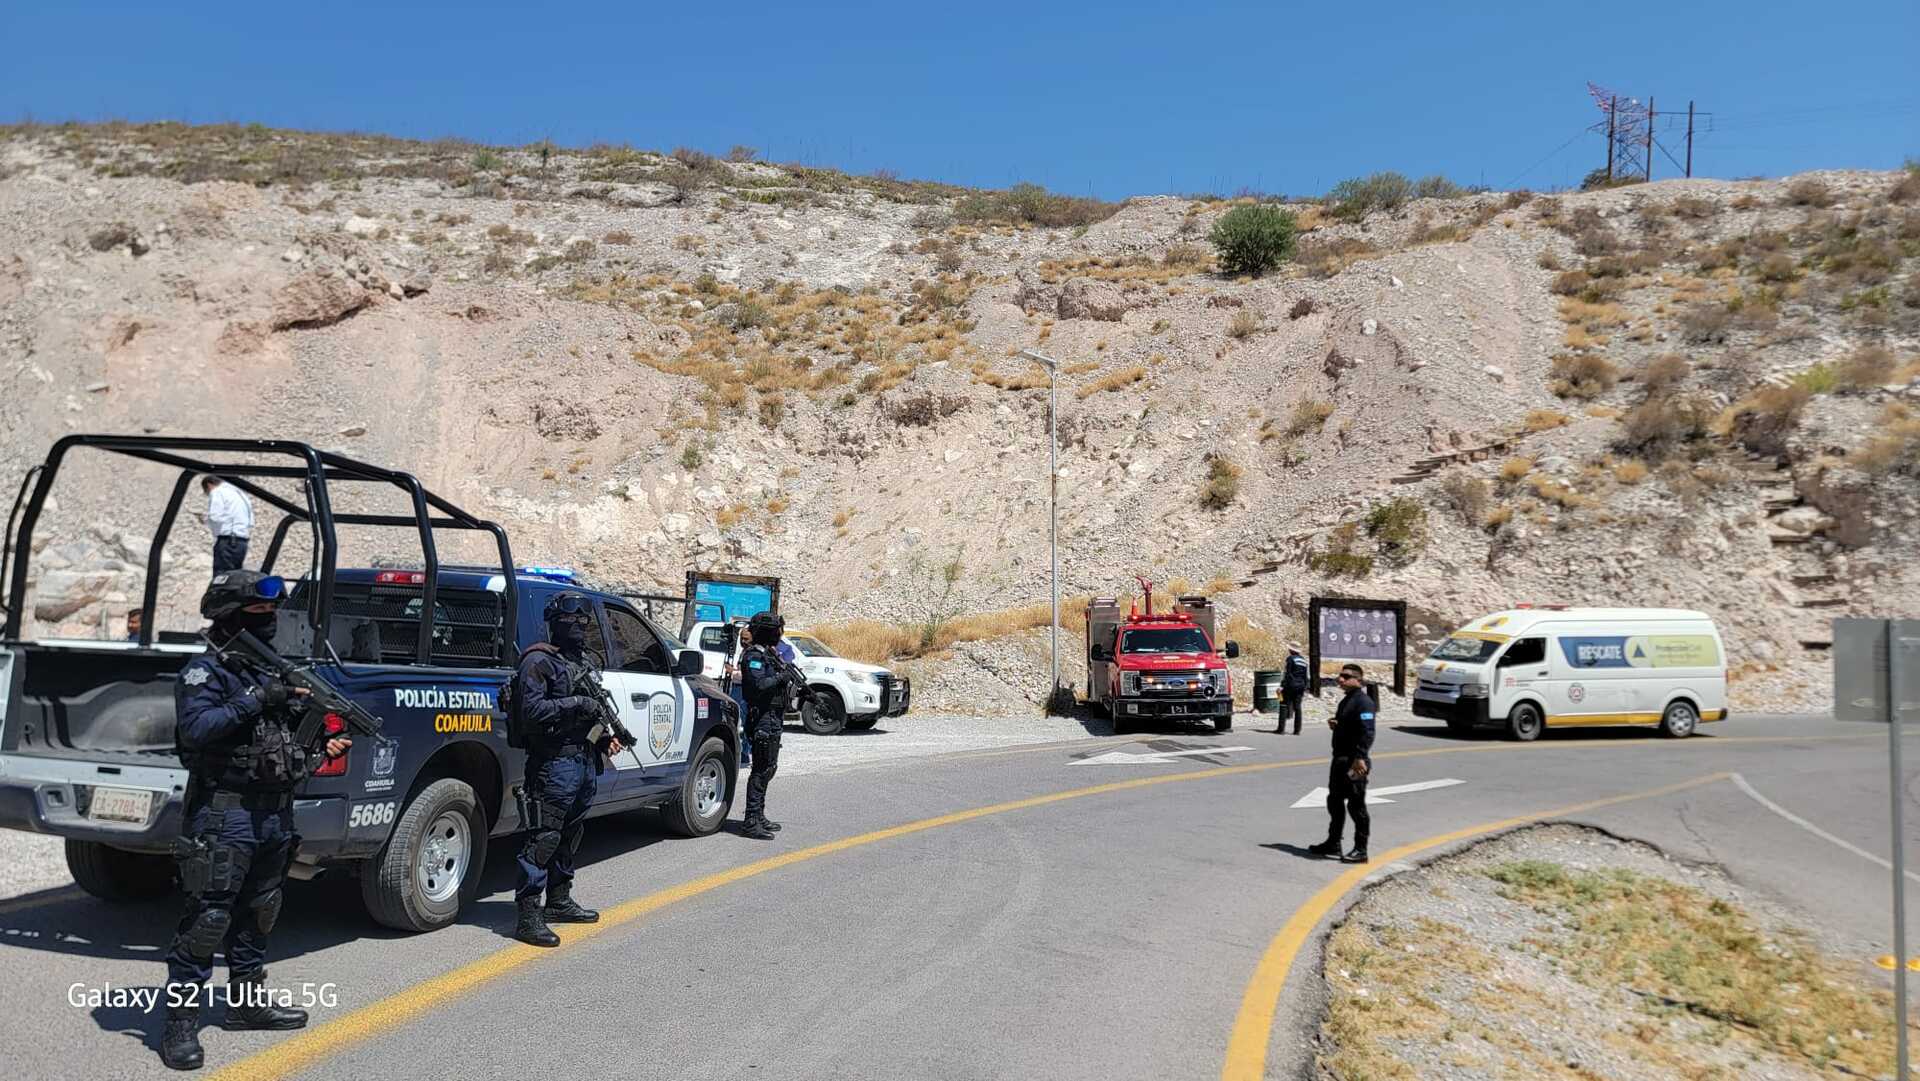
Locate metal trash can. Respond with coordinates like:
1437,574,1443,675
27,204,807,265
1253,670,1284,714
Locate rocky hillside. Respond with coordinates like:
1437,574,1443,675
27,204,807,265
2,123,1915,712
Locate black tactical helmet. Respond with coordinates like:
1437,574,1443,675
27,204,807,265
543,591,592,623
200,571,286,622
747,611,784,644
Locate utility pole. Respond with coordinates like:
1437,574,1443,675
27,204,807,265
1605,95,1617,182
1645,97,1656,181
1020,349,1063,711
1685,100,1695,178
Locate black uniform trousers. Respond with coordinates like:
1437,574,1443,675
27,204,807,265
1325,756,1369,848
1280,688,1305,734
165,796,294,989
745,717,781,819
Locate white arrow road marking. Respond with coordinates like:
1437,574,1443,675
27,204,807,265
1072,746,1255,765
1290,777,1466,809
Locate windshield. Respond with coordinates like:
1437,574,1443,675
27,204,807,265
787,635,837,659
1121,627,1213,654
1428,635,1504,663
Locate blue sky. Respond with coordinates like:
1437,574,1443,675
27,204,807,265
5,1,1916,198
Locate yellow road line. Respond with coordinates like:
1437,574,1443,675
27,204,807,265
208,758,1295,1081
1219,771,1732,1081
208,732,1855,1081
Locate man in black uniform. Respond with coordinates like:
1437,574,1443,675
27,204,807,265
1308,663,1376,864
1278,642,1309,735
160,571,351,1071
738,611,807,841
510,591,622,948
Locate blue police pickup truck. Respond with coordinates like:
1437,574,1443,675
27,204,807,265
0,436,740,932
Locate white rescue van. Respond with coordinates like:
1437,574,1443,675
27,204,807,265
1411,608,1728,741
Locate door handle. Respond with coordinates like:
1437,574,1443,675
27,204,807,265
630,693,646,707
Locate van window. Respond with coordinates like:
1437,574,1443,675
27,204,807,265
1498,637,1546,667
1430,635,1504,663
698,626,730,652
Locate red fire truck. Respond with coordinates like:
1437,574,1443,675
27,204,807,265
1085,580,1240,733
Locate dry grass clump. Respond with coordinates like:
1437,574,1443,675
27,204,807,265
1226,308,1262,339
1854,403,1920,474
1437,469,1491,527
1717,384,1811,458
1295,236,1378,278
1497,456,1534,488
1522,409,1569,432
810,596,1095,664
1076,366,1146,398
1612,458,1650,484
1548,353,1619,399
1835,345,1896,389
1618,393,1711,456
1782,177,1836,207
1283,399,1334,437
1639,353,1690,391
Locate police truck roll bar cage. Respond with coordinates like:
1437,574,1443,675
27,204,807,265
1,435,519,664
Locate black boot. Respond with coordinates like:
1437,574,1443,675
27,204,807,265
741,815,775,841
1307,840,1342,858
543,883,600,924
222,974,307,1031
514,894,559,947
159,1005,203,1071
1341,846,1370,864
762,818,782,832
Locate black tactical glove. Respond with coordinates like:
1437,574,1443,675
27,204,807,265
246,678,290,715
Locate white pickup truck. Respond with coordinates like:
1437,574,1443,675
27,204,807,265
688,623,911,734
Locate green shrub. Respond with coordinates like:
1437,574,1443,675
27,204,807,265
1549,353,1619,399
951,182,1118,229
1364,498,1428,566
1306,522,1373,577
1200,454,1242,509
1327,172,1414,221
679,442,704,470
1208,204,1298,276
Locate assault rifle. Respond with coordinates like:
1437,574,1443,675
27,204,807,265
566,656,642,772
211,628,386,754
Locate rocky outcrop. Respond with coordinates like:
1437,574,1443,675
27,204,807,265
1056,279,1143,322
269,273,372,331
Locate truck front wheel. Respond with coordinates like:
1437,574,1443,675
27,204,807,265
66,840,175,902
360,778,486,933
802,688,847,735
663,736,733,837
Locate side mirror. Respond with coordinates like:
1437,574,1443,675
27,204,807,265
675,649,705,677
1225,641,1241,659
1090,644,1113,662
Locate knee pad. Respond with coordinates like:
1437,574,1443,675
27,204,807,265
184,908,232,961
528,829,562,865
251,887,284,934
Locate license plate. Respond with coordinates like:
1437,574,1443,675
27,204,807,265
1168,705,1188,715
88,786,153,823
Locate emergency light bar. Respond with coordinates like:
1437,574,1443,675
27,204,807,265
518,565,578,582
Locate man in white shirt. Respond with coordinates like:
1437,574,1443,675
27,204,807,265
202,476,253,574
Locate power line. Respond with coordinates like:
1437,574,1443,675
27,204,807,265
1506,127,1591,189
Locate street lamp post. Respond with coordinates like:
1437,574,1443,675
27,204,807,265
1020,348,1062,709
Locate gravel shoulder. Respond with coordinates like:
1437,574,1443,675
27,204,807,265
1312,823,1907,1081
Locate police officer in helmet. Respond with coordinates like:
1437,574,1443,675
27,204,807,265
510,591,623,947
739,611,806,841
160,571,350,1071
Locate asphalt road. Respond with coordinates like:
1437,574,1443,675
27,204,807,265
1,712,1912,1080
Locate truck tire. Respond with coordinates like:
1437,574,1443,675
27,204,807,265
1215,714,1232,733
360,778,486,933
65,840,174,902
1111,712,1130,736
1505,702,1545,743
1658,700,1699,739
663,736,732,838
802,688,847,735
845,716,879,732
